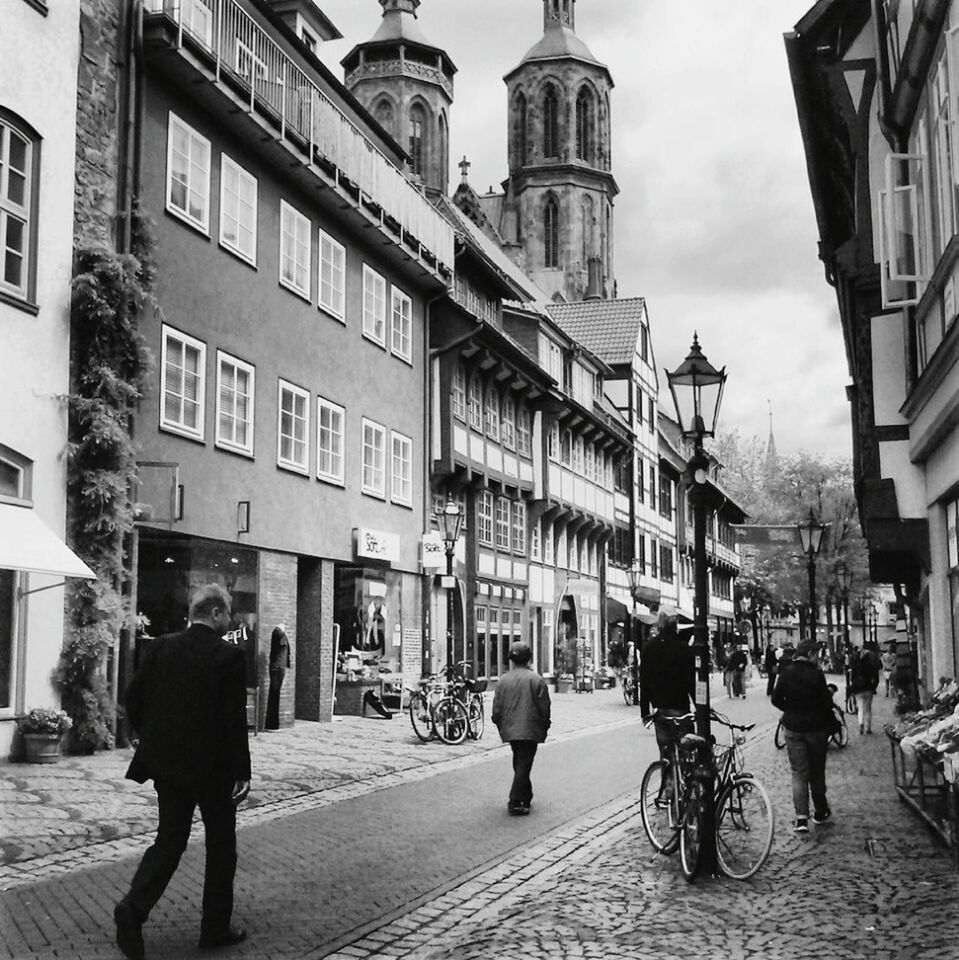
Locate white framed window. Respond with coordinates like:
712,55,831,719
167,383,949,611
183,0,213,47
517,404,532,457
878,151,929,308
530,518,541,561
478,490,494,546
280,199,311,299
512,501,526,555
319,229,345,320
160,324,206,440
573,435,584,474
495,497,510,550
219,155,257,264
543,521,554,564
501,396,516,449
561,428,572,466
547,420,559,460
215,351,255,456
485,387,500,441
390,430,413,506
391,286,413,363
0,116,33,302
584,442,594,482
277,379,309,474
235,39,267,85
362,264,387,346
361,417,386,498
468,375,483,430
317,397,345,485
452,365,466,421
166,113,210,232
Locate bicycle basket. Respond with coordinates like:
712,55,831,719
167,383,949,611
467,679,488,694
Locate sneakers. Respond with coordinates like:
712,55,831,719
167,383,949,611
793,817,809,833
507,803,530,816
813,808,832,825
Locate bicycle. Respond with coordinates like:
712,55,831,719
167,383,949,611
407,673,469,744
640,710,774,881
621,671,637,706
451,661,487,740
774,686,848,750
844,673,858,715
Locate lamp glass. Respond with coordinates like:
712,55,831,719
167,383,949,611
627,557,642,594
665,335,727,438
438,498,463,548
797,510,825,556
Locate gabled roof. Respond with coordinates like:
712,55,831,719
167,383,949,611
546,297,646,366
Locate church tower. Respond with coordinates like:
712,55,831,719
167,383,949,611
499,0,618,301
342,0,456,198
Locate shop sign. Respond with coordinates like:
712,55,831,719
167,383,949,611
355,527,400,562
420,531,465,570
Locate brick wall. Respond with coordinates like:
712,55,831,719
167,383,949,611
258,550,298,728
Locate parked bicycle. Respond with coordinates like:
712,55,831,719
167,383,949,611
451,661,488,740
407,671,469,744
640,709,774,881
774,684,848,750
621,671,638,706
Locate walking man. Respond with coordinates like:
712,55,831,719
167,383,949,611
114,584,251,960
491,641,551,816
772,638,834,833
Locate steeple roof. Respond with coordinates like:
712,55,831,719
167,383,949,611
370,0,430,45
519,24,599,66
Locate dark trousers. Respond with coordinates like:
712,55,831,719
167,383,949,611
783,728,829,818
266,667,285,729
123,779,237,933
509,741,538,808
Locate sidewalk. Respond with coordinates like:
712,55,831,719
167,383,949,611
0,680,641,887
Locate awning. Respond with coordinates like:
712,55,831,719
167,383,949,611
659,604,695,624
0,503,96,580
605,596,629,624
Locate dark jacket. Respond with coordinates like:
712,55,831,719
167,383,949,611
270,626,291,671
491,664,551,743
772,657,832,733
639,634,695,717
125,623,251,790
851,648,881,694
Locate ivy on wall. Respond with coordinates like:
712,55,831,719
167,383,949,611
55,210,155,753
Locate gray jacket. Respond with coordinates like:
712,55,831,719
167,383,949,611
491,664,551,743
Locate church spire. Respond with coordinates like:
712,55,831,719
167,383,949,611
764,400,779,478
543,0,574,30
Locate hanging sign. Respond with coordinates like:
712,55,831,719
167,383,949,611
354,528,400,562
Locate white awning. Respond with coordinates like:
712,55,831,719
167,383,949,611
0,503,96,580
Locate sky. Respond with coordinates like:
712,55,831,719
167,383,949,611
314,0,850,461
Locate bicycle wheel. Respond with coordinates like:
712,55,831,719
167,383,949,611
715,775,775,880
845,693,858,715
830,710,849,748
774,720,785,750
679,777,705,882
409,692,434,743
639,760,679,854
434,697,469,744
467,695,485,740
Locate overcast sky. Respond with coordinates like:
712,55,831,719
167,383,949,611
316,0,849,460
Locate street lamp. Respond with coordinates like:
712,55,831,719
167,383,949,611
796,508,827,644
626,557,643,705
666,333,726,876
858,594,869,647
437,496,464,668
835,562,852,666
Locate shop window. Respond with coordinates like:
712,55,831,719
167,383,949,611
517,404,532,457
502,396,515,449
319,229,345,320
166,112,210,233
362,264,386,346
219,154,257,265
215,351,254,457
160,324,206,441
391,286,412,363
477,490,493,546
489,608,500,677
468,374,483,431
277,379,309,474
390,430,412,506
452,364,466,421
279,199,311,300
475,605,487,678
512,501,527,555
485,387,500,441
361,417,386,498
0,110,39,306
317,396,344,485
495,497,510,550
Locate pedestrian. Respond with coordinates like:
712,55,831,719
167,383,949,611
722,641,735,698
114,584,251,960
772,638,834,833
266,621,291,730
763,642,778,697
852,639,881,734
491,641,551,816
640,613,696,761
881,644,897,697
729,645,749,699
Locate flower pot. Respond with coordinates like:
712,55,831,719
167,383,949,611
555,678,572,694
23,733,63,764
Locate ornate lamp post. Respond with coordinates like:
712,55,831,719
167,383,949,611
626,558,643,705
666,333,726,876
437,497,464,668
796,508,827,644
835,562,852,668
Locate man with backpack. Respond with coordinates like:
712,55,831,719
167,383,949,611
851,640,881,734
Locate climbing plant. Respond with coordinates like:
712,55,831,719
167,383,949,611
54,209,155,753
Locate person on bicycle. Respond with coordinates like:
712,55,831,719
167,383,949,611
640,613,695,760
772,638,834,833
491,642,551,816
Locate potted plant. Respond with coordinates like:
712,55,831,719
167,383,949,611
15,707,72,764
554,638,574,693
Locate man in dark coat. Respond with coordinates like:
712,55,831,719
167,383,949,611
491,641,551,816
114,584,251,960
266,621,291,730
639,614,696,758
772,638,834,833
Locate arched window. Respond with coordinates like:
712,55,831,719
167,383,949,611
438,111,449,193
543,85,559,158
575,88,592,161
468,374,483,430
409,104,426,178
514,93,527,166
373,99,394,138
581,195,594,265
452,364,466,421
544,195,559,268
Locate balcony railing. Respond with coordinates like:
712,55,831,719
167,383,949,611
144,0,454,271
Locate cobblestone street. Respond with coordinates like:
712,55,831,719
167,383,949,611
2,678,958,960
